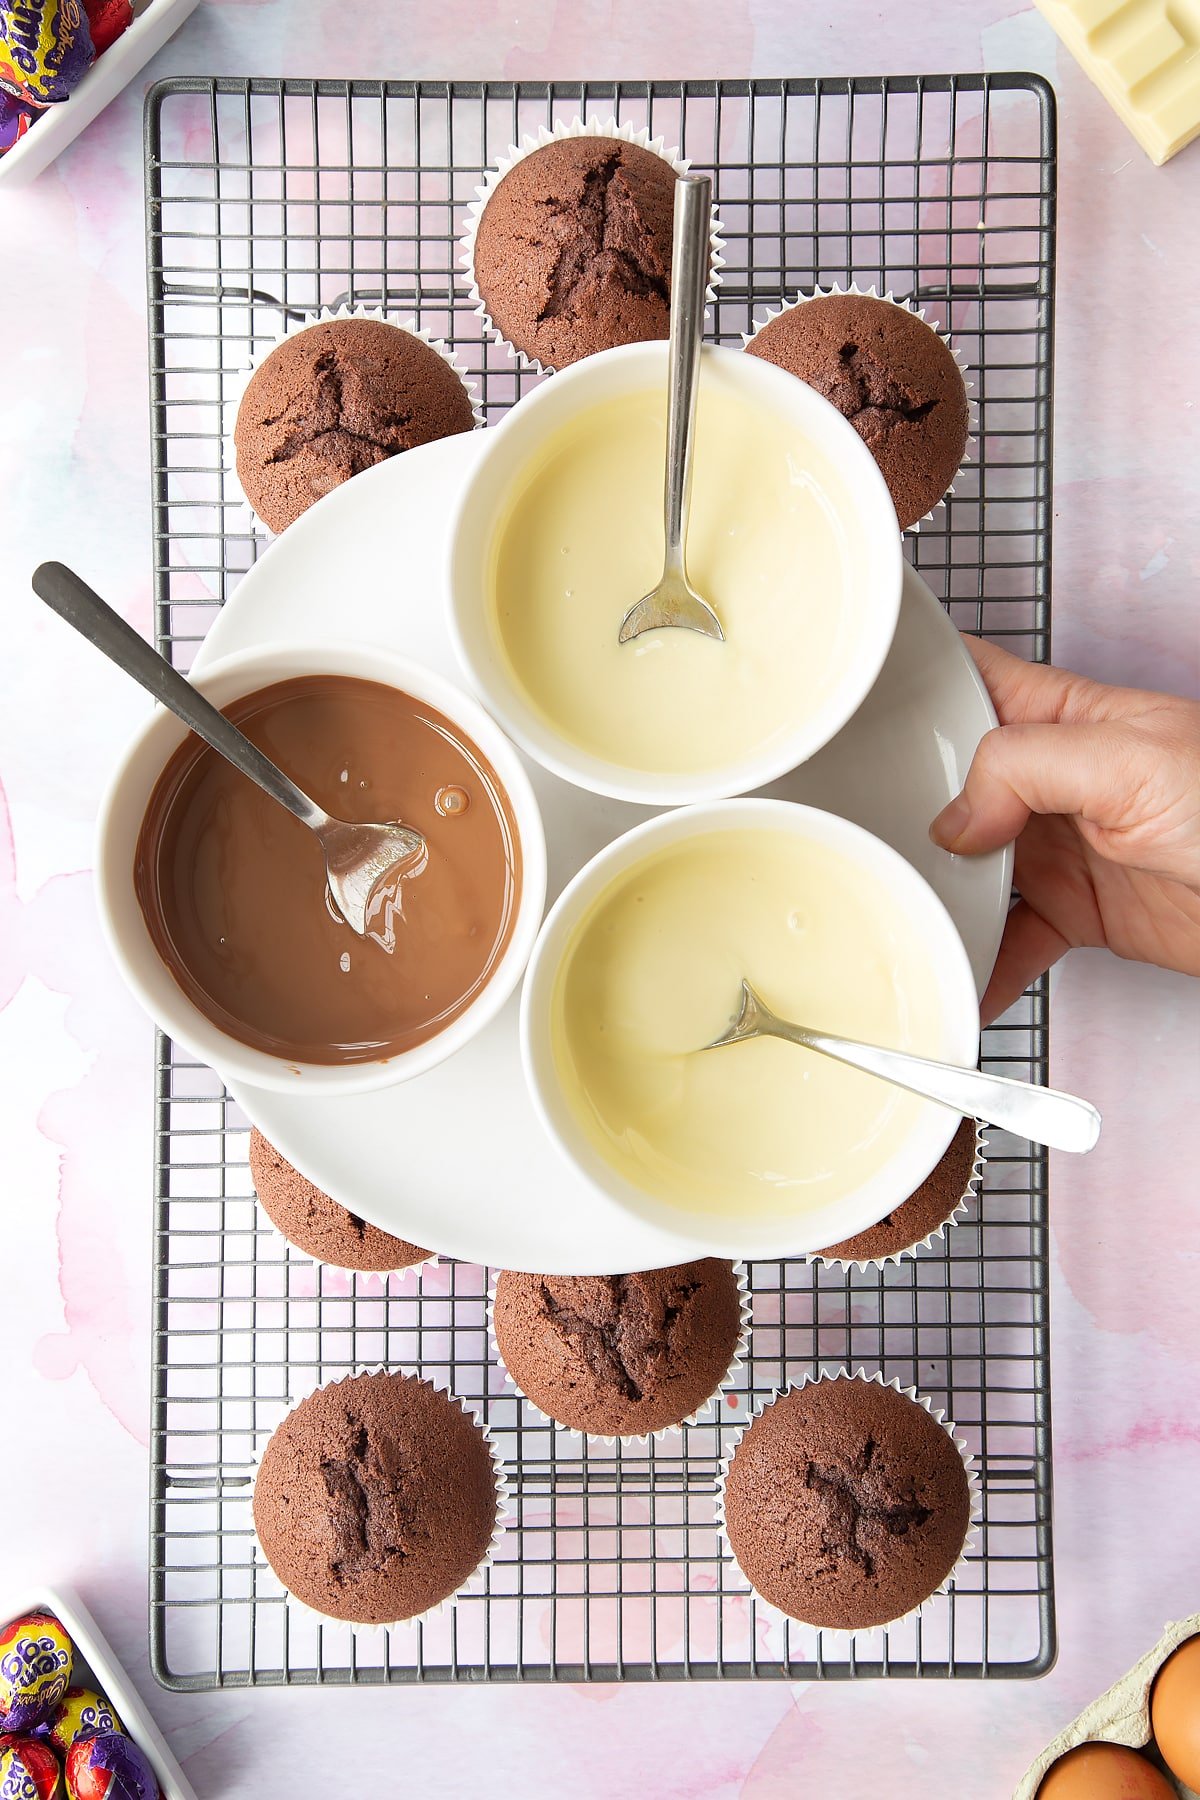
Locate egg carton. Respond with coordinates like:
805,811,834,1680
1015,1613,1200,1799
0,1586,195,1800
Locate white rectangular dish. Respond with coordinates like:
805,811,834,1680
0,0,200,188
0,1586,196,1799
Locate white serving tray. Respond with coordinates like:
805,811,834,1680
0,0,200,189
187,431,1011,1275
0,1587,196,1798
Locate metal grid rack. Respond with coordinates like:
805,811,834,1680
146,75,1057,1688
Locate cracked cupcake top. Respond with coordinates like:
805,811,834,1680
746,292,969,528
723,1377,971,1631
253,1372,497,1623
234,317,475,533
492,1261,742,1436
249,1129,429,1273
470,136,680,369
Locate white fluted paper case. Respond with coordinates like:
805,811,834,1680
743,282,976,532
248,1364,510,1638
271,1237,438,1284
222,304,483,538
807,1121,987,1274
459,115,727,376
715,1367,982,1643
487,1263,751,1445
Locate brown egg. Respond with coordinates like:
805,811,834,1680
1037,1742,1176,1799
1151,1634,1200,1790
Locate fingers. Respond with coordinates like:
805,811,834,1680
981,899,1071,1025
961,635,1093,727
965,634,1189,729
929,720,1138,856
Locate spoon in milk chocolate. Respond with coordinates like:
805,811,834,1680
706,980,1101,1153
618,174,724,646
32,561,428,938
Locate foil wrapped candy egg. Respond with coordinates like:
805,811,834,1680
0,1614,73,1734
44,1688,122,1760
0,1733,63,1799
64,1732,157,1800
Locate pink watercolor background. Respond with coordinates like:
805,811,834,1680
3,3,1199,1796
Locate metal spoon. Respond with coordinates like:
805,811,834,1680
32,561,427,939
618,174,724,646
705,980,1101,1154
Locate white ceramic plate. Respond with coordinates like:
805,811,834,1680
195,432,1010,1273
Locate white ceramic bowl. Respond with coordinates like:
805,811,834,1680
97,642,547,1096
448,341,903,806
520,799,980,1260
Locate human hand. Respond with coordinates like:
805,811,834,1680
929,635,1200,1024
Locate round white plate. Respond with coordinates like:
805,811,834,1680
196,432,1010,1273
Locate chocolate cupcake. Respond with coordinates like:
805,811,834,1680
491,1261,746,1438
464,122,720,372
746,289,969,529
233,313,476,533
248,1129,429,1274
721,1375,975,1632
253,1371,501,1625
811,1118,984,1269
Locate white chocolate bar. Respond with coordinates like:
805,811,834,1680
1034,0,1200,164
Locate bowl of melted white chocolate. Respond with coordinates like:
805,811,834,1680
449,341,903,806
521,799,980,1259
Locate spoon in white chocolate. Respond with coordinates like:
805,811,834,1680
618,174,724,646
705,979,1101,1153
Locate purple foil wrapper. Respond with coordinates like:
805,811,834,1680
0,0,95,108
65,1730,158,1800
0,86,36,147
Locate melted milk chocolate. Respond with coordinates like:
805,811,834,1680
134,675,522,1065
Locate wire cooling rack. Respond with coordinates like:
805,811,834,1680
145,75,1056,1687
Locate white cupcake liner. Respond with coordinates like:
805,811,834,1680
249,1364,510,1638
459,116,727,377
807,1121,987,1274
224,304,484,539
315,1251,435,1282
487,1262,751,1446
716,1368,982,1643
743,282,977,533
267,1230,438,1284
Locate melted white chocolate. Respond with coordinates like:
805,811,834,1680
489,374,854,776
551,829,947,1220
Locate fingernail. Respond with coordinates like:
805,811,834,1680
930,794,971,850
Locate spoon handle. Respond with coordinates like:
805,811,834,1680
662,174,711,577
773,1020,1101,1154
32,561,329,833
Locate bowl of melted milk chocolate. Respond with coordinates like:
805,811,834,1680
96,643,547,1093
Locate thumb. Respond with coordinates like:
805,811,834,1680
929,720,1141,855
